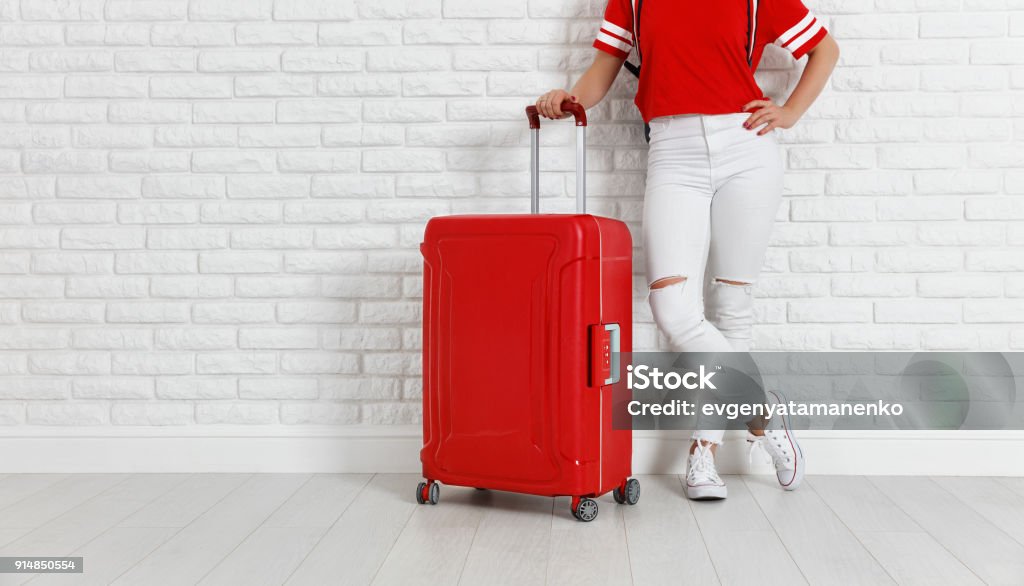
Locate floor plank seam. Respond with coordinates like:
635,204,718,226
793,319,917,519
3,474,167,586
365,479,420,586
857,475,988,585
50,474,192,560
0,475,69,520
106,473,256,585
864,476,991,586
0,474,127,532
995,478,1024,499
680,474,725,586
281,473,376,586
452,499,486,586
543,497,555,586
621,494,637,586
193,474,316,585
9,474,1024,586
804,477,898,586
4,474,135,551
929,476,1024,551
739,475,814,586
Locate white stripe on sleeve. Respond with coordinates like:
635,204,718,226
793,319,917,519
596,30,632,53
601,20,633,44
774,12,814,46
785,19,822,54
631,0,638,44
747,0,759,61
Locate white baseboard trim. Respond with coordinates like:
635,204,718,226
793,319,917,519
1,426,1023,476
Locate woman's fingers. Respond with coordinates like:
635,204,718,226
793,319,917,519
538,94,551,119
550,96,564,118
756,118,777,135
743,99,774,129
553,91,570,118
535,90,574,120
536,91,562,119
744,110,768,129
749,106,778,131
742,99,773,112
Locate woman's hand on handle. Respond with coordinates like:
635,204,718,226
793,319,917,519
535,51,626,119
535,90,577,120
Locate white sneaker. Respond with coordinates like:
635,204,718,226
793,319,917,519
748,390,804,490
685,441,727,500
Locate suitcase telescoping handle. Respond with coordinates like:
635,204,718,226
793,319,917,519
525,101,588,215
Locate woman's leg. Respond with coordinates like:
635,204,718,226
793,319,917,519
642,117,732,499
694,124,785,443
703,134,784,351
701,134,805,491
643,116,783,499
644,186,735,357
643,117,734,358
644,123,732,448
643,184,733,490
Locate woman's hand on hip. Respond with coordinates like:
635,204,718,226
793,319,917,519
535,90,576,120
741,99,799,136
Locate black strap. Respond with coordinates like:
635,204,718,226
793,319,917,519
626,0,647,142
745,0,753,66
625,0,644,78
634,0,644,64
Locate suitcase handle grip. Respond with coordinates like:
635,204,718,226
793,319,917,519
525,101,587,215
525,101,588,129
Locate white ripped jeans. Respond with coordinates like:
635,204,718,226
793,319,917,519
642,113,784,445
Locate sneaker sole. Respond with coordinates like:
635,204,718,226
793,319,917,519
685,483,728,500
768,390,804,491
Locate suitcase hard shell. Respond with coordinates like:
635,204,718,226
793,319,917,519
417,103,638,521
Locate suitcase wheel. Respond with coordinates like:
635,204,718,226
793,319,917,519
571,497,599,522
613,478,641,506
416,481,440,505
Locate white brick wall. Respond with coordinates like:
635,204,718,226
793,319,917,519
0,0,1022,431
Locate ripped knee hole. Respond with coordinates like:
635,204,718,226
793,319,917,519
714,278,752,287
650,276,687,290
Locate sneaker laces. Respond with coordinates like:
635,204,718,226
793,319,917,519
688,442,722,485
748,429,793,471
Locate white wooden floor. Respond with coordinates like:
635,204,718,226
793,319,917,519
0,474,1023,585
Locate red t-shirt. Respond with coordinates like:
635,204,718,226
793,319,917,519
594,0,828,122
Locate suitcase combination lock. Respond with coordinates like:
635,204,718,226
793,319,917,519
590,323,621,387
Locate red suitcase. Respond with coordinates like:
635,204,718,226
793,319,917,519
417,102,638,522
